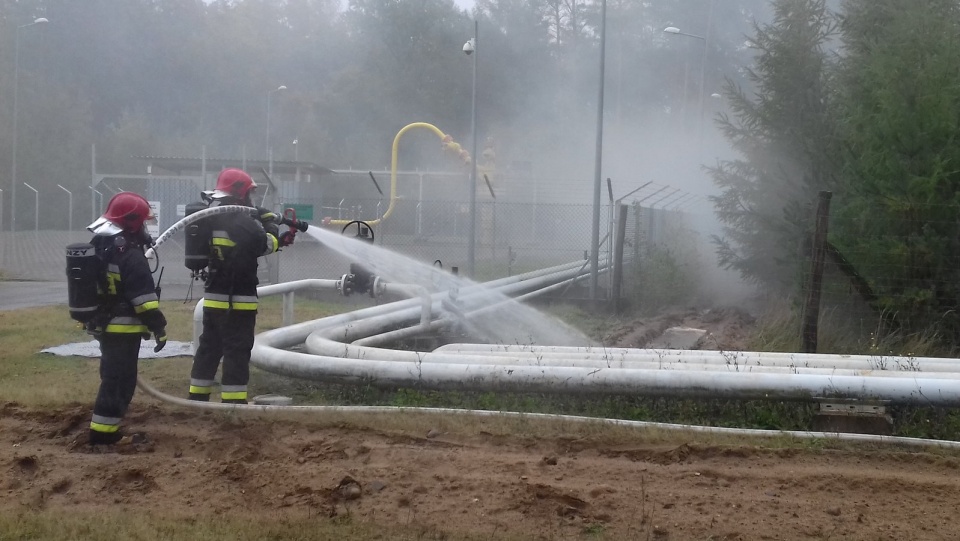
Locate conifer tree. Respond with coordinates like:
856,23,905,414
831,0,960,334
708,0,837,291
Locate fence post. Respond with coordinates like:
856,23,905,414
801,190,832,353
611,204,628,313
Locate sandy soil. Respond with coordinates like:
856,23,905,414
4,308,960,540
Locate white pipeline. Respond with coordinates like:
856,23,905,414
430,345,960,373
247,270,960,406
435,344,960,372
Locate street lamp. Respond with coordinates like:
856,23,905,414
10,16,48,232
57,184,73,231
23,182,38,232
590,0,608,301
663,26,707,144
463,22,478,277
266,85,287,171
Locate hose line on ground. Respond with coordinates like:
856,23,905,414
135,376,960,450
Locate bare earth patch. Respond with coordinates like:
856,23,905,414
3,397,960,540
603,306,757,351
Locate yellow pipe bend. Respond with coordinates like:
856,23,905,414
324,122,465,228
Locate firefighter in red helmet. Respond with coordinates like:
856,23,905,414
188,168,293,404
85,192,167,445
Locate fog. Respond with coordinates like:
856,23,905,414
0,0,770,301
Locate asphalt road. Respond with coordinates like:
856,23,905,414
0,281,194,311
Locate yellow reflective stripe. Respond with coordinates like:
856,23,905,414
131,293,158,305
134,300,160,313
105,324,148,333
203,300,258,310
221,391,248,400
211,237,236,247
90,421,120,433
205,293,257,303
267,234,279,254
189,385,213,394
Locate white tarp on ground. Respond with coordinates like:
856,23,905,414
41,340,193,359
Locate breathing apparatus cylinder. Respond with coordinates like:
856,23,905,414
184,201,211,273
65,243,101,323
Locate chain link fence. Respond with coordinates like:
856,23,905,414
1,169,701,312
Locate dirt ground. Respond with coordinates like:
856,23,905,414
5,307,960,540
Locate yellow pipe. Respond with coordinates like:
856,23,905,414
323,122,468,227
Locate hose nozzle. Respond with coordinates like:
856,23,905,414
280,217,309,232
280,207,309,232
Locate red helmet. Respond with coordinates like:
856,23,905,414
89,192,154,235
213,168,257,201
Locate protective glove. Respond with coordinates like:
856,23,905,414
153,330,167,353
279,231,296,247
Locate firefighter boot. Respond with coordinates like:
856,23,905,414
88,429,124,446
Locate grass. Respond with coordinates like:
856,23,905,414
0,296,342,408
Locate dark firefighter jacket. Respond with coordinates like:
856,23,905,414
203,201,280,311
90,233,167,335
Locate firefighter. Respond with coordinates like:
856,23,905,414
188,168,294,404
85,192,167,445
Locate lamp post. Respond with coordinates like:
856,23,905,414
10,17,49,232
57,184,73,231
663,26,707,144
293,138,300,182
266,85,287,173
590,0,608,301
23,182,38,232
463,22,478,277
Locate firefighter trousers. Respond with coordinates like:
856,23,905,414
91,333,142,434
190,308,257,401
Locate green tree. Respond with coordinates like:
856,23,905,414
831,0,960,335
707,0,837,291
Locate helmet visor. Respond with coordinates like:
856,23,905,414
87,216,123,236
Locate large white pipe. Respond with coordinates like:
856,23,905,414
247,276,960,405
304,332,960,379
261,328,960,403
434,344,960,373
